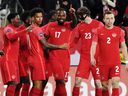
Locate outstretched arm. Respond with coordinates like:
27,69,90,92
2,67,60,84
40,38,68,50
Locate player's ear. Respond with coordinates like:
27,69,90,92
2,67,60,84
31,17,34,23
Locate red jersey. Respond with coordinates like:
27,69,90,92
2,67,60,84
45,22,72,59
19,25,29,50
28,24,46,80
74,19,103,54
92,26,125,65
29,24,45,56
1,24,25,84
0,28,4,50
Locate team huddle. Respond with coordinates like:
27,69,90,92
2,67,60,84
0,6,128,96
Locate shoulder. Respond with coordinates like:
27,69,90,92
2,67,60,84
113,26,123,33
4,25,14,33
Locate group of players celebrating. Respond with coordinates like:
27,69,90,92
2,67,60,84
0,5,128,96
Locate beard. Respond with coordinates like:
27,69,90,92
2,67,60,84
57,19,65,25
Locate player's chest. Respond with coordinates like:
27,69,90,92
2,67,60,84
78,25,96,40
99,31,120,44
49,27,71,39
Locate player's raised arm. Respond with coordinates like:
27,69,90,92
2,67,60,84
69,5,77,28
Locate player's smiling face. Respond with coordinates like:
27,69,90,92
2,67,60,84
57,10,66,25
103,14,115,28
34,12,43,25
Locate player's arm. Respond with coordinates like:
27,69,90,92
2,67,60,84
5,27,26,40
120,42,128,71
40,38,68,50
90,41,97,66
69,6,77,28
120,30,128,71
90,30,98,66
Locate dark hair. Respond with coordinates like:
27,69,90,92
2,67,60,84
30,7,45,17
103,10,114,18
49,10,56,18
56,8,66,13
7,13,18,23
77,7,91,16
20,11,30,23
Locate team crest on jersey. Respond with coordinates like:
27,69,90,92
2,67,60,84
39,32,44,37
6,28,12,32
61,28,66,32
112,33,117,37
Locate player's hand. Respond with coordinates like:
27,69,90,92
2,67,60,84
90,57,96,66
0,50,4,56
26,25,33,32
69,4,75,15
125,64,128,72
59,43,69,49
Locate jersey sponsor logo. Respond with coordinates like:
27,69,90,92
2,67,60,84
61,28,66,32
100,33,104,35
80,29,84,32
112,33,117,37
51,28,55,30
91,28,97,33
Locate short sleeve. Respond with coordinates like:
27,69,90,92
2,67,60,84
4,27,14,34
44,23,51,37
98,22,104,29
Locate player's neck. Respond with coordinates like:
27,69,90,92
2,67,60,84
84,17,92,24
105,25,114,30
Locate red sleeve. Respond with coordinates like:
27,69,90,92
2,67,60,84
44,23,51,38
120,29,125,42
41,24,48,34
70,26,80,49
98,22,104,29
73,25,80,39
4,26,25,40
33,27,45,40
0,28,4,50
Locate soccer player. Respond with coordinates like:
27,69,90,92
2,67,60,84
90,11,128,96
0,27,4,56
28,7,68,96
72,7,103,96
15,11,31,96
44,7,77,96
1,13,27,96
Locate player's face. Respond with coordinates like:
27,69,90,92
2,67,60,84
25,17,32,26
12,15,21,27
103,14,115,28
34,12,43,25
57,11,66,25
